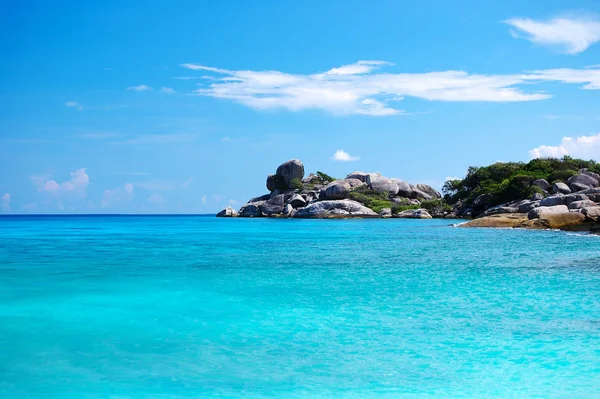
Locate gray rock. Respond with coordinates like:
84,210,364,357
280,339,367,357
216,206,238,217
379,208,392,218
370,177,400,195
283,203,295,217
531,192,543,201
365,173,383,185
287,193,306,209
568,173,599,189
293,200,379,218
528,205,569,219
266,174,287,192
239,203,263,217
532,179,551,192
580,169,600,183
305,192,319,203
275,159,305,187
345,171,370,183
344,178,366,189
481,205,519,217
568,200,598,210
570,182,592,192
540,195,565,207
302,173,320,184
518,201,539,213
563,194,589,206
259,194,285,216
578,188,600,202
396,180,417,198
414,184,442,199
582,207,600,220
472,193,493,215
552,182,571,194
323,180,351,200
248,194,271,203
392,197,420,206
394,208,433,219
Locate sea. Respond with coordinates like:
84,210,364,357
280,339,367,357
1,215,599,398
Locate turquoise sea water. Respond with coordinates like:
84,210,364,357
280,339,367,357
1,216,599,398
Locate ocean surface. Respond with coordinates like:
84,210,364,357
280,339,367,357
1,215,599,398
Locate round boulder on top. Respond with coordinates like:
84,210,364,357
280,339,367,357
266,174,286,192
580,168,600,182
276,159,305,187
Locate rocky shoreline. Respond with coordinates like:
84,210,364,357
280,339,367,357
217,159,446,219
217,158,600,234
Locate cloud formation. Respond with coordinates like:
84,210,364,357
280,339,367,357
33,168,90,197
529,132,600,159
181,61,600,116
65,101,83,111
127,84,153,91
101,183,134,208
332,149,360,161
504,15,600,54
160,87,176,93
1,193,10,213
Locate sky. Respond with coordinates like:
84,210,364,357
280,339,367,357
1,0,600,214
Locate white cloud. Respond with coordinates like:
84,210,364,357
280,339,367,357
65,101,83,111
1,193,10,213
127,84,153,91
504,15,600,54
181,61,600,116
529,132,600,159
160,87,175,93
332,149,360,162
32,168,89,197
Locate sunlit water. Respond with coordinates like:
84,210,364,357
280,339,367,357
1,215,599,398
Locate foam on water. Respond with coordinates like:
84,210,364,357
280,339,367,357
1,215,599,398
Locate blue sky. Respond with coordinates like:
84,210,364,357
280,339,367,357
1,0,600,214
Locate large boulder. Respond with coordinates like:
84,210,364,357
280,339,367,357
413,184,442,199
394,208,433,219
239,202,263,217
568,200,598,210
524,212,587,230
259,194,285,216
275,159,305,188
346,171,370,183
531,192,543,201
266,174,286,192
563,193,589,206
287,193,306,209
532,179,551,192
579,188,600,202
344,178,366,189
552,182,571,194
518,200,539,213
323,180,351,200
580,169,600,182
216,206,238,217
540,195,565,207
461,213,529,228
293,200,379,218
396,180,416,198
568,173,599,188
570,182,592,192
369,177,400,195
528,205,569,219
364,173,383,185
480,205,519,217
248,194,271,203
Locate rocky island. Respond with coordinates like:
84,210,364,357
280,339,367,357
217,157,600,233
217,159,445,219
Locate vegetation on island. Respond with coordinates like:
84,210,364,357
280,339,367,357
442,156,600,208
